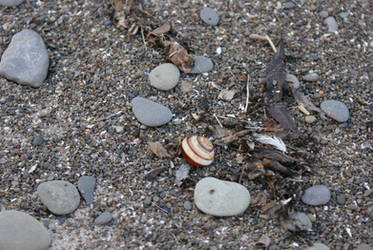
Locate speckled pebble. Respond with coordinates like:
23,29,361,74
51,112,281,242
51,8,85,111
302,185,331,206
37,180,80,215
77,176,96,204
305,242,330,250
190,56,214,73
0,0,24,6
149,63,180,91
303,72,319,82
200,7,219,26
94,211,113,225
194,177,250,216
320,100,350,122
305,115,317,124
0,210,50,250
324,16,338,32
0,29,49,87
131,96,172,127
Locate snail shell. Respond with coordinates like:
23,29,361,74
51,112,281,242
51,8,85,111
181,136,214,167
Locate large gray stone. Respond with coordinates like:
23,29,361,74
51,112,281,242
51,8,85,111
149,63,180,91
37,180,80,215
131,96,172,127
304,242,330,250
194,177,250,216
0,210,50,250
320,100,350,122
0,0,24,6
0,29,49,87
301,185,331,206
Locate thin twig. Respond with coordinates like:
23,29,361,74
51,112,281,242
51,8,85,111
249,34,277,53
213,113,224,128
140,25,147,48
152,202,169,214
265,35,277,53
245,75,250,112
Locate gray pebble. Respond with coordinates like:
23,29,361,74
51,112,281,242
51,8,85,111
289,212,312,231
183,201,193,210
190,56,214,74
283,2,295,9
77,176,96,204
32,135,44,146
0,29,49,87
356,244,373,250
131,96,172,127
0,0,24,6
94,211,113,225
324,16,338,32
37,180,80,215
305,242,330,250
194,177,250,216
149,63,180,91
200,7,219,26
144,197,152,206
319,10,329,18
336,194,346,205
0,210,50,250
114,126,124,133
180,81,193,93
305,115,317,124
302,185,331,205
286,73,300,89
303,72,319,82
320,100,350,122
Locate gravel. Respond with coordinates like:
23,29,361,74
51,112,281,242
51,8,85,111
0,0,372,248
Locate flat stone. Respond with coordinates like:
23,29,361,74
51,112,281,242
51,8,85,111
200,7,219,26
305,242,330,250
149,63,180,91
77,176,96,204
194,177,250,216
288,212,312,231
320,100,350,122
0,210,50,250
336,193,346,205
190,56,214,74
37,180,80,215
324,16,338,32
286,73,300,89
94,211,113,225
131,96,172,127
302,185,331,205
303,72,319,82
0,29,49,87
305,115,317,124
0,0,24,6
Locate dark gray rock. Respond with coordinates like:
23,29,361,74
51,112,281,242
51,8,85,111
302,185,331,205
37,180,80,215
0,210,50,250
200,7,219,26
77,176,96,204
320,100,350,122
190,56,214,73
131,96,172,127
336,194,346,205
0,29,49,87
0,0,24,6
94,211,113,225
32,135,44,146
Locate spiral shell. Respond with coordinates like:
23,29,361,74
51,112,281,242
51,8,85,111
181,136,214,167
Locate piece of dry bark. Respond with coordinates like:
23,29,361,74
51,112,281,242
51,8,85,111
262,158,295,177
147,142,170,158
268,104,296,130
253,149,298,163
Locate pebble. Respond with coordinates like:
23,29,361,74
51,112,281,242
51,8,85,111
37,180,80,215
194,177,250,216
190,56,214,73
305,115,317,124
0,210,50,250
200,7,219,26
286,73,300,89
180,81,193,93
32,134,44,146
303,72,319,82
0,0,24,6
356,244,373,250
183,201,193,210
0,29,49,87
336,193,346,205
324,16,338,32
288,212,312,231
77,176,96,204
305,242,330,250
320,100,350,122
94,211,113,225
301,185,331,205
283,2,295,9
114,125,124,133
319,10,329,18
131,96,172,127
149,63,180,91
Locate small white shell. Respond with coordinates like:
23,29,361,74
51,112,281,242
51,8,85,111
181,136,214,167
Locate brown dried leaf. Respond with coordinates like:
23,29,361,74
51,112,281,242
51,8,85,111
150,22,171,36
168,39,194,73
262,158,295,177
147,142,170,158
254,149,298,163
268,104,296,130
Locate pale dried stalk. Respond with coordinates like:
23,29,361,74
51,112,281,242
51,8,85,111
249,34,277,53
